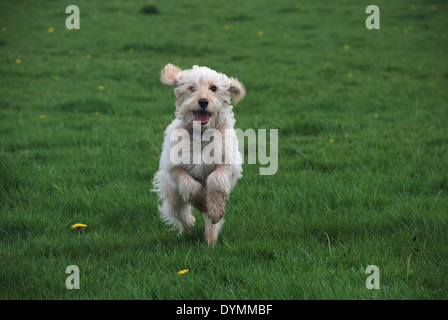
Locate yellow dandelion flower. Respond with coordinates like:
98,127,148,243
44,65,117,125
343,44,350,50
257,31,264,37
48,27,55,33
408,26,413,31
431,5,437,11
98,85,105,91
93,112,100,116
39,115,47,119
16,58,22,64
128,48,134,53
1,27,6,32
224,24,230,30
410,4,416,10
71,223,87,229
347,73,353,78
86,54,91,60
283,34,289,39
177,269,189,275
329,139,335,143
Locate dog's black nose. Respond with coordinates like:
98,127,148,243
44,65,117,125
198,98,209,109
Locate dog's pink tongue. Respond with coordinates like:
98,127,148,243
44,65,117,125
196,112,209,124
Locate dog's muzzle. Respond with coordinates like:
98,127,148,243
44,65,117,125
194,98,210,125
198,98,209,109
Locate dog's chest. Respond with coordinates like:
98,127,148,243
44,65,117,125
182,137,219,183
182,162,217,184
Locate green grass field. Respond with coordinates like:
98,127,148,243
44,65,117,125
1,0,447,299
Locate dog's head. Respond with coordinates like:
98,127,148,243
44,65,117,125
161,64,245,129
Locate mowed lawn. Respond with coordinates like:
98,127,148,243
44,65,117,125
0,0,447,299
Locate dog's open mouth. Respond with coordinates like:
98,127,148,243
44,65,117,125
193,111,210,125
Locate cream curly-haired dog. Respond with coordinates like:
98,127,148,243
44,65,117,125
153,64,245,245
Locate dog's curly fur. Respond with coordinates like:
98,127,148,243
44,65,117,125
153,64,245,245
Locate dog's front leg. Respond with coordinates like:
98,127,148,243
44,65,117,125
170,167,203,203
205,166,233,224
203,166,234,245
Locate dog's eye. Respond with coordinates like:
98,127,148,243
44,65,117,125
210,85,217,92
189,86,195,92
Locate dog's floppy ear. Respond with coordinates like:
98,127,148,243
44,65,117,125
161,63,182,85
229,78,245,105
